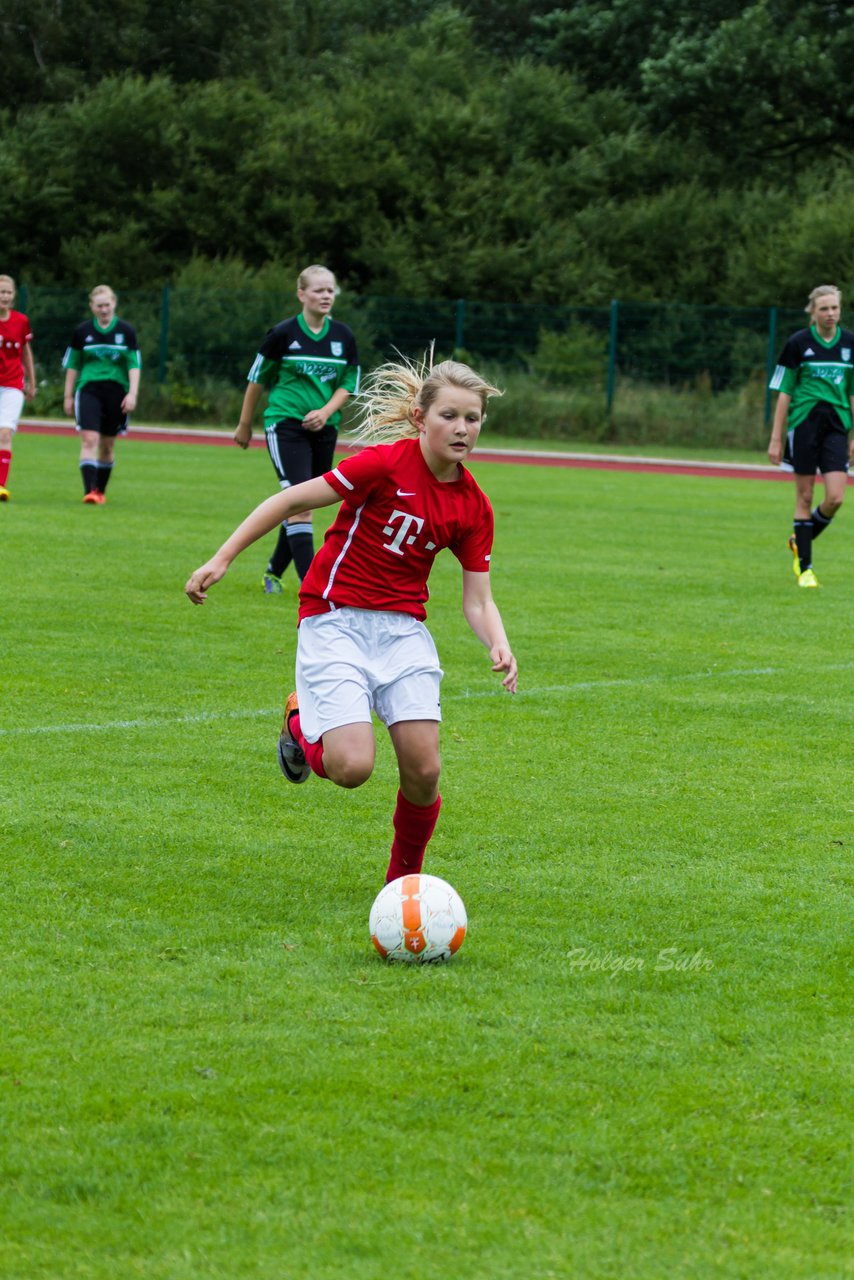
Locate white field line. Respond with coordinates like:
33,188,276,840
6,661,854,738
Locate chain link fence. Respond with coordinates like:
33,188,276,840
19,285,805,445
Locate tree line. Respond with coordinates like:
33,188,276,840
2,1,852,307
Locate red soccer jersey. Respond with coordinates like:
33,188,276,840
0,311,32,391
299,437,494,622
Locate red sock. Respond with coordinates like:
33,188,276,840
290,710,327,778
385,790,442,883
0,449,11,487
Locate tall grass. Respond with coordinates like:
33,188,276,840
484,369,770,450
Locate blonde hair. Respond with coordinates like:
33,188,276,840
89,284,117,302
352,348,503,444
806,284,841,315
0,275,15,290
297,264,339,295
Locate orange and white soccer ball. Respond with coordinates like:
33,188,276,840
369,874,467,963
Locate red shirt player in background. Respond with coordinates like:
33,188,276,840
186,353,517,887
0,274,36,501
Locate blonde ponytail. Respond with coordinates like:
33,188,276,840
352,348,502,444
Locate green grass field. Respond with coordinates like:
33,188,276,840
2,432,850,1279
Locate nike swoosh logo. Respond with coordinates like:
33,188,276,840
396,489,416,497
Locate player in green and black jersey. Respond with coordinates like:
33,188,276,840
234,265,360,591
768,284,854,587
62,284,141,504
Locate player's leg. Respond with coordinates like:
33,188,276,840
812,422,849,544
76,387,101,499
780,428,801,573
0,388,24,498
789,415,819,575
282,700,375,786
375,619,444,882
94,384,125,499
0,401,17,496
792,472,818,582
815,471,846,533
385,721,442,883
312,722,376,787
263,423,296,587
279,611,378,786
389,720,441,806
287,424,338,575
0,426,11,498
96,432,117,499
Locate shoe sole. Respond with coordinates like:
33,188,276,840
277,734,311,783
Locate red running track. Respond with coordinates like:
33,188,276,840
20,418,798,481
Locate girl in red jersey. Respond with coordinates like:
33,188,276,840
186,354,517,884
0,275,36,501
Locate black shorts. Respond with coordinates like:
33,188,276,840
265,418,338,490
76,381,128,437
783,405,849,476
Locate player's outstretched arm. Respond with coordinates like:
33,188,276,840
185,476,338,604
461,570,518,694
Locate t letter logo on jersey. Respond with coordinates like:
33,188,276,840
382,510,425,556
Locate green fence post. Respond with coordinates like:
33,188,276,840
19,284,29,313
158,284,171,384
455,299,465,353
606,299,619,414
764,305,778,425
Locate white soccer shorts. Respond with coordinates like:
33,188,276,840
0,387,24,431
295,607,444,743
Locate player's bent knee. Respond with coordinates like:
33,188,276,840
320,724,375,788
327,758,374,789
